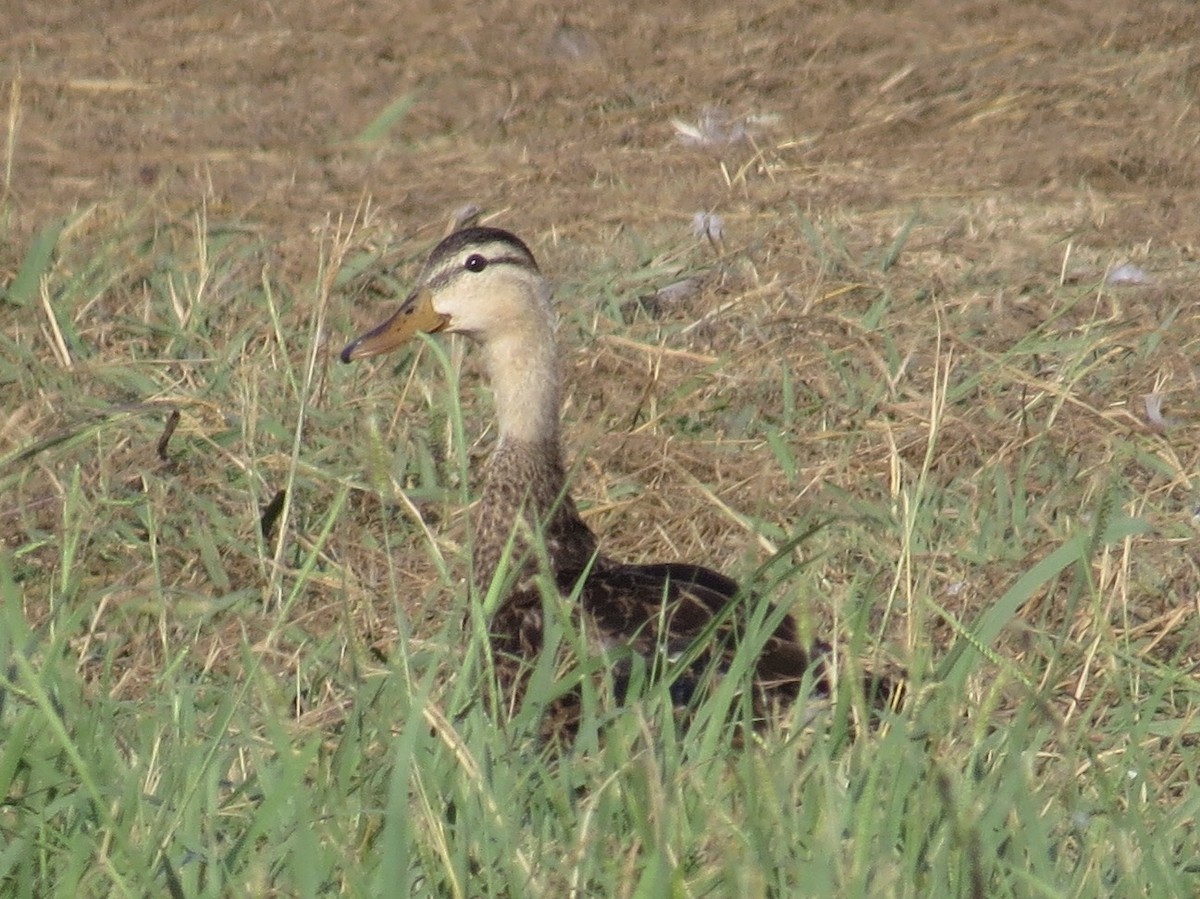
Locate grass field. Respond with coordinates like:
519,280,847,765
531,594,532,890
2,1,1199,896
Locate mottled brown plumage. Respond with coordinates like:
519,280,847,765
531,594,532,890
342,227,840,742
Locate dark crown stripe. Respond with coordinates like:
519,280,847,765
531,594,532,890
427,227,537,269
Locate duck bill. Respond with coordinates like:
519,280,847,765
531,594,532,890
340,288,449,363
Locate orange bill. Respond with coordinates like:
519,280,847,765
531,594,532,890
340,288,449,363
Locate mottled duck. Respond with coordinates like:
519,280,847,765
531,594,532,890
342,227,857,741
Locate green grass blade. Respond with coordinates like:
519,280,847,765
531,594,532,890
355,94,417,143
936,514,1150,687
3,216,64,307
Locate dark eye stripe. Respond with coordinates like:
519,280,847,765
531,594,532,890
460,252,532,272
486,253,535,269
426,253,535,289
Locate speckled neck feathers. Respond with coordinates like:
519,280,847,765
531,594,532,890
472,437,598,597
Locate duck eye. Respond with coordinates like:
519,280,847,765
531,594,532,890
464,254,488,273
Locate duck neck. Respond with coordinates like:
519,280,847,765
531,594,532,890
481,327,563,452
472,326,597,594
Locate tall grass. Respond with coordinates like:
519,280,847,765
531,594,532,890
1,203,1197,898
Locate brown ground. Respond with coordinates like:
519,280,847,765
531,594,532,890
2,1,1198,716
7,1,1198,254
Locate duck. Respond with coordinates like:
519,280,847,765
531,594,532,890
341,226,844,742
